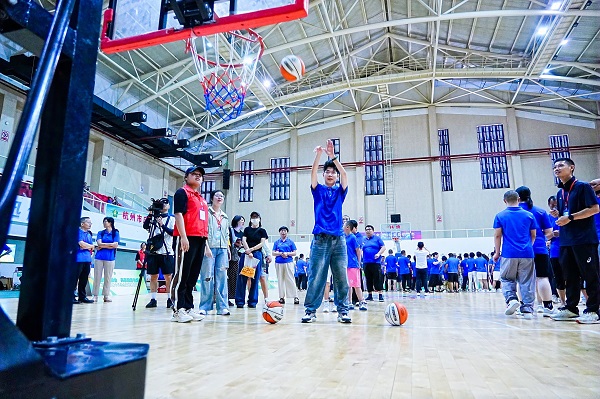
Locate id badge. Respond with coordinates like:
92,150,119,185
199,209,206,220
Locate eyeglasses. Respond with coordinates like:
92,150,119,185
214,195,224,199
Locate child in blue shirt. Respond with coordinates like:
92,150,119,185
384,249,398,291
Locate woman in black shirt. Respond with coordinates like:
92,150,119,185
235,211,268,308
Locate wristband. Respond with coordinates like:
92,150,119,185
568,214,574,221
331,156,337,162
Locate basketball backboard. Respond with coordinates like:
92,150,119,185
101,0,308,54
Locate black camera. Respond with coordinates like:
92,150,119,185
148,198,169,218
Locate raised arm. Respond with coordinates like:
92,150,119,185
311,146,324,189
324,139,347,190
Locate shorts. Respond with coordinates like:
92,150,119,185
533,253,551,278
447,273,458,283
428,274,441,287
492,271,500,280
386,272,398,280
347,268,361,288
146,254,174,275
477,271,487,279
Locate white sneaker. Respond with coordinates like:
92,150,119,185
171,309,193,323
522,312,533,320
331,305,338,313
551,295,560,304
505,299,520,315
536,305,544,314
322,302,330,313
551,308,579,321
543,307,557,317
577,311,600,324
198,310,207,316
186,309,205,321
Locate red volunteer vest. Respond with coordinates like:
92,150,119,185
173,184,209,237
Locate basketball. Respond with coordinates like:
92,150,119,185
384,302,408,326
262,301,284,324
280,55,305,81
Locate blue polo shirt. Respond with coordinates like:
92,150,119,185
354,232,364,248
76,228,93,263
385,255,397,273
493,206,536,258
272,238,297,264
95,229,120,261
519,203,551,255
446,257,459,273
311,183,347,236
474,257,488,272
466,258,476,273
556,177,599,246
346,233,359,268
428,258,441,275
548,214,560,258
460,259,468,276
396,255,410,275
296,259,307,275
362,235,385,263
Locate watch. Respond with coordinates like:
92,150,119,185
568,214,574,221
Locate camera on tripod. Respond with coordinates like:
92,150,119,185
148,198,169,218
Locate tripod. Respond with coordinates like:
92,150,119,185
132,268,146,311
132,214,160,311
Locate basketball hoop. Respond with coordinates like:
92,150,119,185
185,29,264,121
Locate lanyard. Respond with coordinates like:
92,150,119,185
561,179,577,210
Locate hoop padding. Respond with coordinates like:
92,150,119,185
186,30,264,121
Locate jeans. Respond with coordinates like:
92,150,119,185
235,251,263,307
415,268,428,292
304,234,349,314
199,247,229,313
500,257,536,313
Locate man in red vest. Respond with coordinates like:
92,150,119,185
171,166,210,323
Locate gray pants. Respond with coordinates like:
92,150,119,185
500,257,536,313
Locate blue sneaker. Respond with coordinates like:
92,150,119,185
301,311,316,323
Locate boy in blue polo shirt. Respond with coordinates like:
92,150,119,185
396,250,411,292
302,140,351,324
385,249,398,291
445,253,460,293
493,190,537,318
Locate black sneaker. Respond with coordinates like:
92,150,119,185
337,313,352,323
365,294,374,301
73,298,80,304
378,294,384,302
79,297,94,304
146,299,157,308
279,298,285,304
301,311,316,323
166,298,173,309
294,297,300,304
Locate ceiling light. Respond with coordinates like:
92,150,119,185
542,68,550,74
262,79,271,88
560,39,569,46
537,27,549,36
550,2,562,10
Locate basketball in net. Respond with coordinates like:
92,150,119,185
280,55,305,81
262,301,284,324
186,30,264,122
385,302,409,326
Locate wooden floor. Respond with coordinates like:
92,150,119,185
2,289,600,399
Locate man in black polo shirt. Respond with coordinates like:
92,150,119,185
550,158,600,324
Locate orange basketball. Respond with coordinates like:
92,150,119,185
385,302,408,326
280,55,305,81
262,301,284,324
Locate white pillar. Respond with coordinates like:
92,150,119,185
427,106,444,230
506,107,524,188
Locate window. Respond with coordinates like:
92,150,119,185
549,134,570,184
438,129,453,192
477,124,510,189
364,135,385,195
201,180,216,203
239,160,254,202
270,157,290,201
329,138,340,160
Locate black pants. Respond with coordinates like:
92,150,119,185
227,259,239,300
400,273,411,290
415,269,428,293
461,274,468,291
75,262,90,299
172,236,207,310
364,263,383,292
560,244,600,314
550,257,565,290
297,273,307,290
